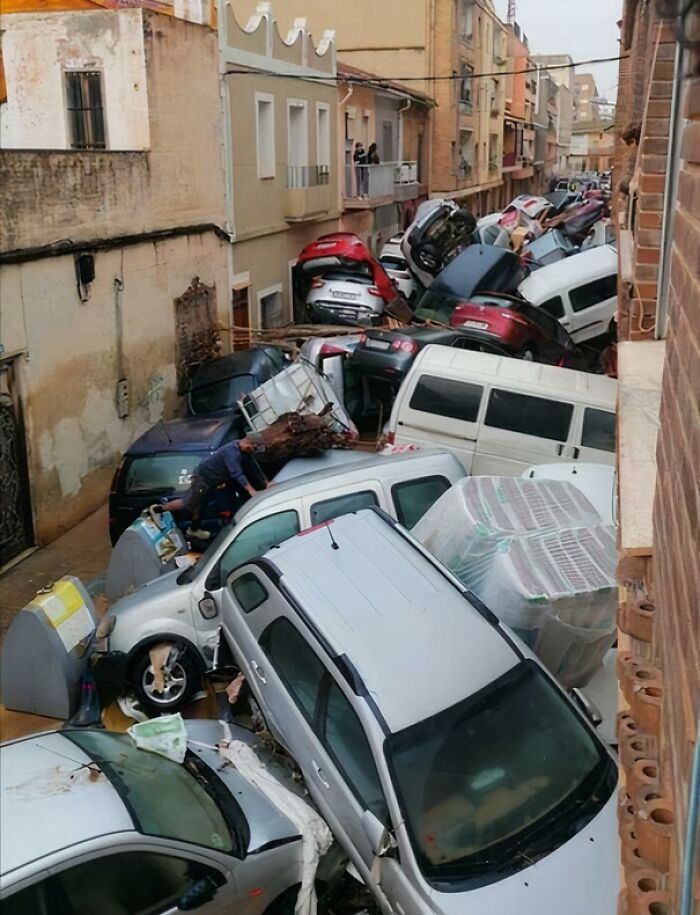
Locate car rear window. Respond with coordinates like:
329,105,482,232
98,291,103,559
539,295,565,319
581,408,616,452
123,454,201,495
409,374,483,423
569,274,617,313
392,476,451,529
414,291,460,324
484,389,573,442
310,490,379,525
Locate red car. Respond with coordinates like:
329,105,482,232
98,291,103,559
448,294,575,365
296,233,397,303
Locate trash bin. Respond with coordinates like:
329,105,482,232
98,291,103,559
105,509,188,601
1,577,98,719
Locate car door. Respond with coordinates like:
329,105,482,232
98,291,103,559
472,386,576,475
566,273,617,342
396,372,484,472
44,849,230,915
572,405,617,466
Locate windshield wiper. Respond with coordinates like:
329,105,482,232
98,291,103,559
184,753,248,857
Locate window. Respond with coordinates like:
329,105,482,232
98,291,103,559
569,275,617,313
322,680,387,820
316,103,330,169
459,0,474,44
231,573,269,612
259,286,284,328
310,490,379,525
392,476,451,530
539,295,565,319
409,375,483,423
51,851,222,915
458,127,473,178
459,63,474,109
219,510,300,580
490,79,499,114
123,454,200,495
65,71,105,149
287,99,309,173
260,617,326,722
484,389,573,442
581,408,616,453
255,94,275,179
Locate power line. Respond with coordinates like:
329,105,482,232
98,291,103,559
226,54,628,86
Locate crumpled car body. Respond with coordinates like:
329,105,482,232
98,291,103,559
401,199,477,288
296,233,397,304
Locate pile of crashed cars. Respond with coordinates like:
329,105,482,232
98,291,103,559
1,178,623,915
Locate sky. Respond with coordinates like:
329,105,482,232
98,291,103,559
493,0,623,102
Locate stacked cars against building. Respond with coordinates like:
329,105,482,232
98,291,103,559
1,181,621,914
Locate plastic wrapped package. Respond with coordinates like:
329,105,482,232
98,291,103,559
413,476,603,594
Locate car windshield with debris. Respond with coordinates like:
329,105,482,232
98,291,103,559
65,730,246,855
385,661,616,888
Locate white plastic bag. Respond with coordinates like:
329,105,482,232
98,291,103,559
127,712,188,763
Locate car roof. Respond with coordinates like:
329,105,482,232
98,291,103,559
261,510,519,732
126,415,235,455
426,244,520,299
519,244,617,302
1,732,134,876
190,348,280,389
409,345,617,407
236,449,463,524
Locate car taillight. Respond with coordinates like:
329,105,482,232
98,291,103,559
368,286,381,297
387,431,396,445
390,339,419,354
310,278,325,288
359,333,368,344
109,459,125,495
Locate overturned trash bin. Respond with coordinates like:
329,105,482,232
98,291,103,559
105,508,188,600
1,577,99,719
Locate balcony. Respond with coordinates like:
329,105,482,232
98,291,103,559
284,165,332,222
343,161,425,209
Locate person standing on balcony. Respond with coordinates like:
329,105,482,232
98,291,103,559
367,143,380,164
353,141,368,197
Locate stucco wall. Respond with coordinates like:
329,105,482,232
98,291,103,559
1,233,230,542
1,9,150,150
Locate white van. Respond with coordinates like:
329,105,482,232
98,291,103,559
518,244,618,343
387,345,617,475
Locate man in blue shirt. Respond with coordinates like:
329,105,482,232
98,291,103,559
155,437,271,540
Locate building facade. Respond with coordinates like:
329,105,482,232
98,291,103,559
568,120,615,173
533,54,574,173
573,72,601,122
501,21,536,205
0,6,230,557
613,1,700,912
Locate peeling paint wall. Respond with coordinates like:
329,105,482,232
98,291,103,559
1,8,150,150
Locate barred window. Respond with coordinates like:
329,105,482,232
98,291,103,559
65,71,106,150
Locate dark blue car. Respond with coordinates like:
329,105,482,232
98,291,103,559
108,415,263,545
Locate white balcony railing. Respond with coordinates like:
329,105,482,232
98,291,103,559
344,160,420,200
287,164,330,189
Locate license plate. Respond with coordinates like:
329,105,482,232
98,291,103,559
332,290,359,300
366,339,391,351
462,320,489,330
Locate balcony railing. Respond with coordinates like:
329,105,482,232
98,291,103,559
287,164,330,189
344,160,422,204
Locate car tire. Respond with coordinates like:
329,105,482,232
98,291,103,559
131,643,201,716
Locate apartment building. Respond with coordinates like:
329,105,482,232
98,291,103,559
234,0,509,217
533,54,574,173
337,64,432,249
0,3,229,555
501,21,536,205
220,4,339,332
568,120,615,174
573,72,601,122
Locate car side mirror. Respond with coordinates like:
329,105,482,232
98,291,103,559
178,876,219,911
362,810,395,857
569,687,603,728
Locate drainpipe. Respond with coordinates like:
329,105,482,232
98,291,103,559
339,82,354,108
216,0,237,345
680,724,700,915
655,38,685,340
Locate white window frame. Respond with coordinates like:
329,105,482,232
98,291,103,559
257,283,285,328
316,102,331,168
255,92,276,180
287,98,309,167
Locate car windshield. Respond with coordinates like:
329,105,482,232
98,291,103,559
190,373,256,415
380,255,408,271
385,661,615,888
124,453,201,495
65,730,246,855
414,291,460,324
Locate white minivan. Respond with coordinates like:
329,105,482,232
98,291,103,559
386,346,617,475
518,244,618,343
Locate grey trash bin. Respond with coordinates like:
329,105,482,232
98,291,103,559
105,509,188,601
1,577,98,719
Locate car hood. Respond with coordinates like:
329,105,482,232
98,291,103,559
184,722,302,853
428,793,618,915
108,566,194,617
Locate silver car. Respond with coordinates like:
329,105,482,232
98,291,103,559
96,450,465,714
218,510,619,915
0,721,335,914
305,271,385,325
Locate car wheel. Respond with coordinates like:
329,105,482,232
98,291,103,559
131,643,201,716
518,344,537,362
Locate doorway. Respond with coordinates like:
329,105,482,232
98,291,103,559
0,360,33,568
